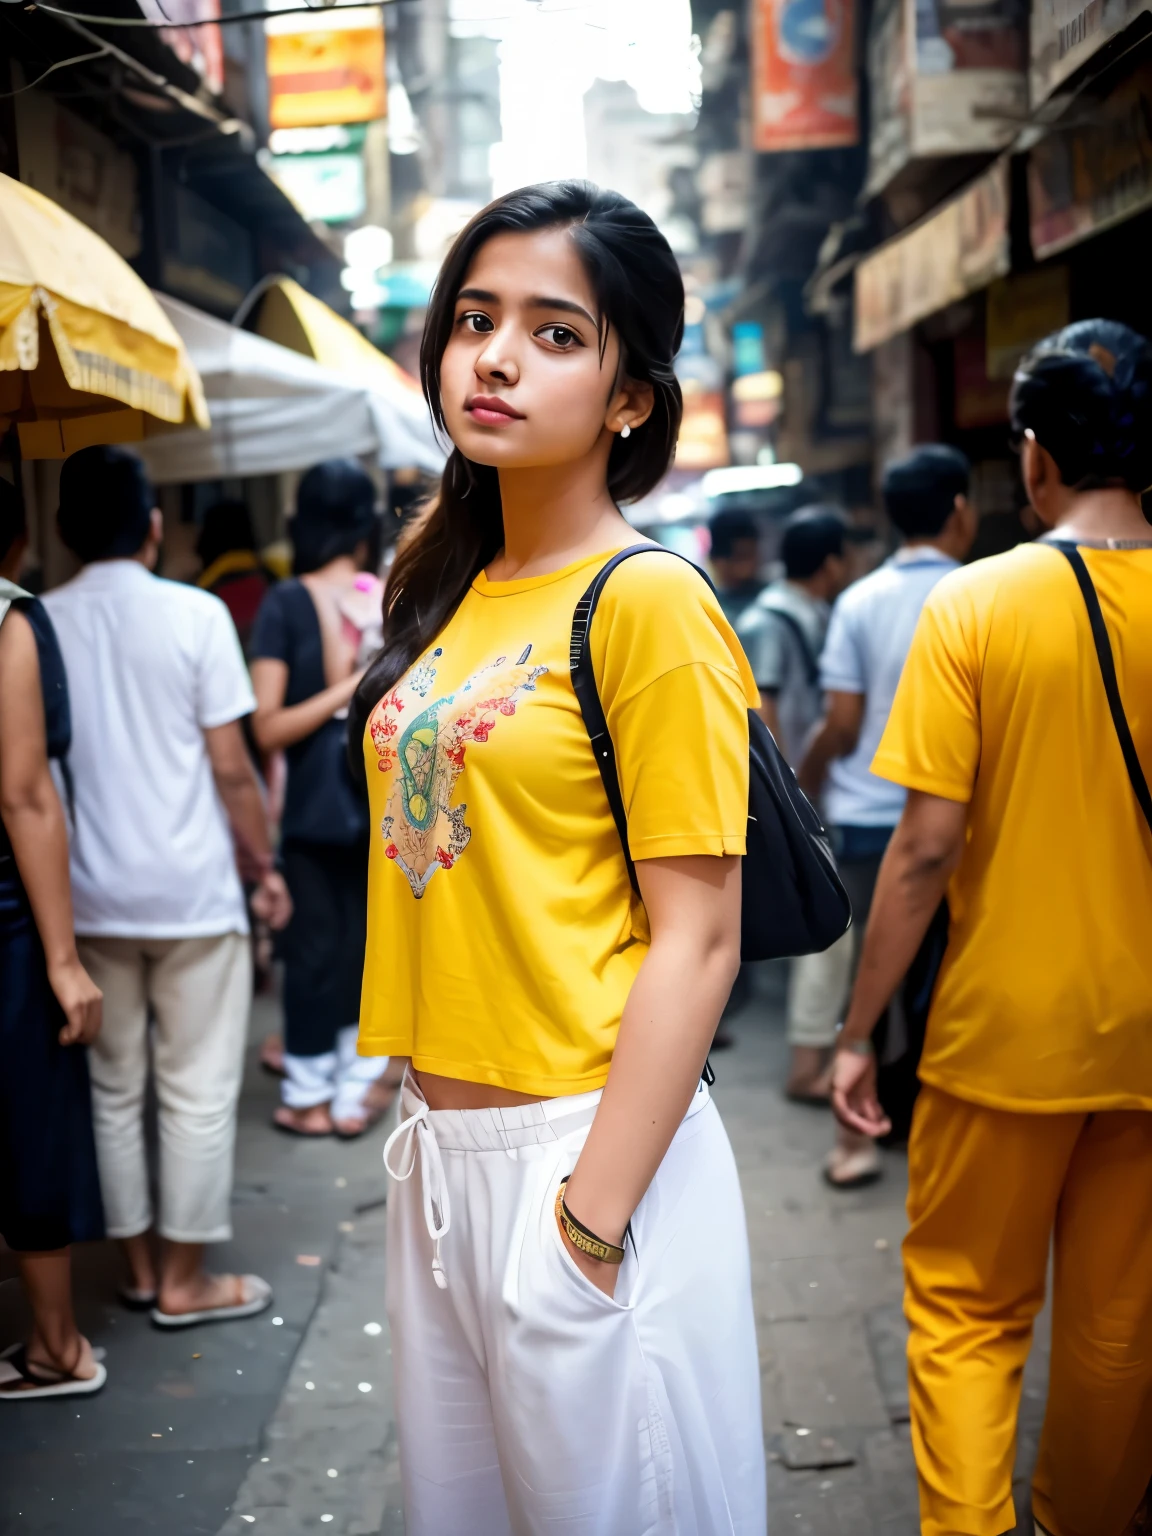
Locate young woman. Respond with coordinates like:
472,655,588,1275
832,320,1152,1536
0,485,105,1399
350,183,766,1532
251,460,392,1137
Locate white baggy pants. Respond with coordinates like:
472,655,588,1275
383,1073,767,1536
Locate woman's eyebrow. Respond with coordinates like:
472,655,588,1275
455,287,596,329
528,295,597,327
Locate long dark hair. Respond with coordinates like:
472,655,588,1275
1010,319,1152,493
292,458,381,575
348,180,685,764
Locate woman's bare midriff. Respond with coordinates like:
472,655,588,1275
413,1067,554,1111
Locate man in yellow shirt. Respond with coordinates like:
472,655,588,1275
832,320,1152,1536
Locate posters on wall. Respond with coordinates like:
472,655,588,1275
985,267,1070,377
1031,0,1152,104
855,158,1010,351
14,91,139,259
752,0,859,151
266,8,387,131
1029,59,1152,259
867,0,1026,192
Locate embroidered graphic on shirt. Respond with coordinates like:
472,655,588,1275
367,645,547,898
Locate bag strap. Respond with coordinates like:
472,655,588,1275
1052,542,1152,836
569,544,715,896
569,543,720,1088
762,604,820,688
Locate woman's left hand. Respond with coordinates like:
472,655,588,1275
556,1203,619,1298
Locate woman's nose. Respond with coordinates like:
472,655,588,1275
476,332,519,387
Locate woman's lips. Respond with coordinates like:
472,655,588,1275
466,396,524,426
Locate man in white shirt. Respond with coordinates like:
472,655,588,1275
795,446,976,1186
45,447,290,1327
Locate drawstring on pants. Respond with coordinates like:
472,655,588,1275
384,1101,452,1288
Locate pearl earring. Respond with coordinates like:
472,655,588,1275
620,424,631,439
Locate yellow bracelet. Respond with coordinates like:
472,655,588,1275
555,1178,625,1265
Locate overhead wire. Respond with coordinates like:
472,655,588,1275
0,42,109,93
11,0,403,25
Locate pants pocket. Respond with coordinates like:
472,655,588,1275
499,1159,675,1532
544,1166,638,1316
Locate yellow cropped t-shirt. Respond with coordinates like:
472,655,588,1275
357,547,759,1096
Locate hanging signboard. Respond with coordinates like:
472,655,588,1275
866,0,1026,193
268,151,367,225
1032,0,1152,105
266,8,386,131
1029,60,1152,259
752,0,859,152
855,158,1010,352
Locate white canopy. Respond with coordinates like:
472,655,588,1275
135,294,445,484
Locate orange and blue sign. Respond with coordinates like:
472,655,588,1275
753,0,859,152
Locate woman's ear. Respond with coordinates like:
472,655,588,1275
1021,433,1063,527
606,378,655,436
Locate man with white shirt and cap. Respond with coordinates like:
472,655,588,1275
796,445,977,1187
45,447,291,1327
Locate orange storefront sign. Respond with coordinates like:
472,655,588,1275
752,0,858,152
266,12,386,131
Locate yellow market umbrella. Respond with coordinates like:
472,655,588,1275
254,275,424,397
0,172,209,459
250,275,443,471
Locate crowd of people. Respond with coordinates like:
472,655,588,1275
0,176,1149,1536
0,445,401,1392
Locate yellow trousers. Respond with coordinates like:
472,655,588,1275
903,1085,1152,1536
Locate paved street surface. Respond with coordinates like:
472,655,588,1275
1,966,1050,1534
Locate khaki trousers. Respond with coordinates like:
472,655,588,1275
78,933,252,1243
904,1084,1152,1536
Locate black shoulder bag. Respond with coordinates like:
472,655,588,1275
1052,542,1152,835
569,546,853,963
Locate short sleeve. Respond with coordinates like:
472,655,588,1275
250,584,291,664
195,595,256,729
738,607,787,692
819,597,865,693
590,553,757,861
870,577,981,803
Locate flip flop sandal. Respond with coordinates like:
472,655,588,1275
0,1343,107,1400
151,1275,272,1330
785,1087,832,1107
272,1111,333,1138
822,1147,883,1190
118,1286,158,1311
332,1101,393,1141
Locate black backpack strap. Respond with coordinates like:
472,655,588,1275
569,543,720,1087
569,546,719,885
762,604,820,688
570,546,703,895
1053,542,1152,836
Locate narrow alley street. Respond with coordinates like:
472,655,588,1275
1,966,1050,1535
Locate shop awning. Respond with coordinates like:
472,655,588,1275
135,295,440,484
250,276,442,471
853,159,1011,354
0,173,208,459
